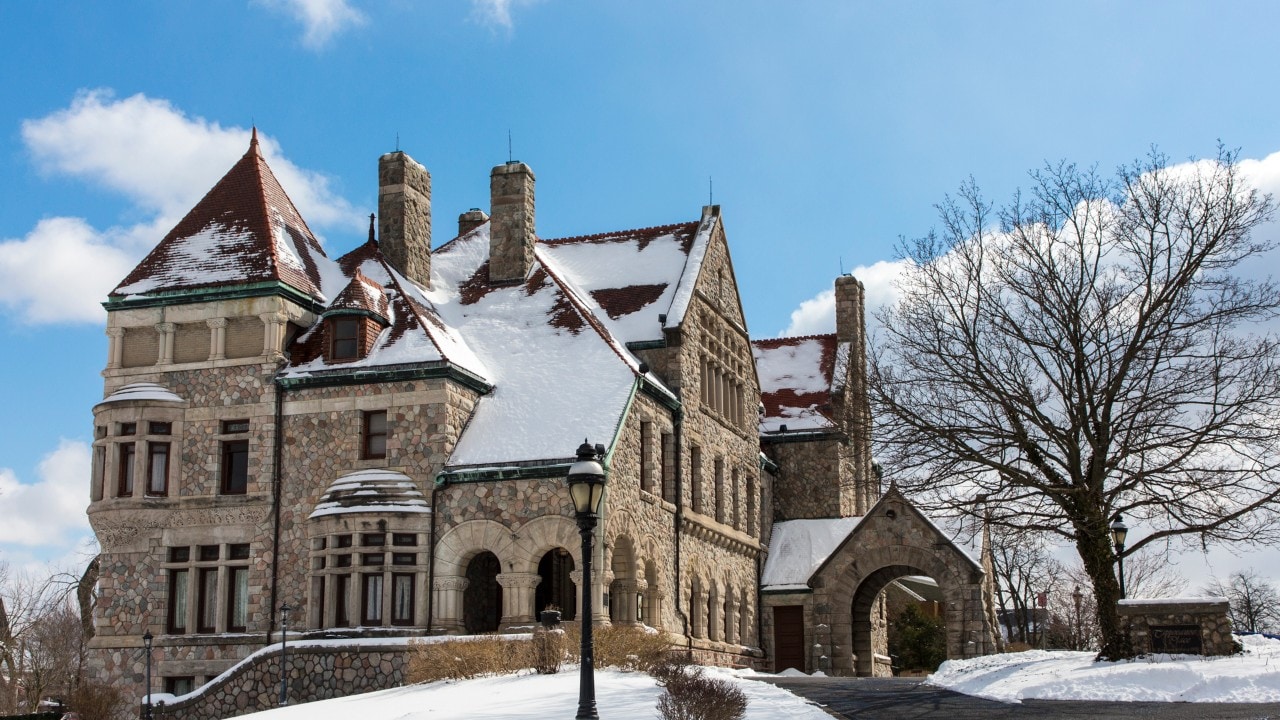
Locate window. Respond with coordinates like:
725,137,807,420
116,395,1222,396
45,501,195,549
227,566,248,631
362,573,384,624
714,457,726,524
149,421,172,435
392,573,414,625
363,411,387,459
228,543,250,560
197,568,218,633
392,533,417,546
199,545,220,561
362,533,386,547
117,443,135,497
168,569,189,633
221,440,249,494
690,445,703,512
147,442,170,496
332,318,359,360
661,433,675,502
640,421,654,492
222,419,250,434
335,574,351,627
92,446,106,501
164,677,194,695
119,422,137,436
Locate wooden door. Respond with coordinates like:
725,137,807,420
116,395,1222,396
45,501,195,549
773,605,806,672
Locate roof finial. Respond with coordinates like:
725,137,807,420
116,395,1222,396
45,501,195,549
709,176,713,205
248,126,261,156
368,213,376,244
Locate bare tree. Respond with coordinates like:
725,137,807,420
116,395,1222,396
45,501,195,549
1203,569,1280,634
870,146,1280,659
986,526,1064,646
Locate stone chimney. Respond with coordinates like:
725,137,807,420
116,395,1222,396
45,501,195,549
834,274,864,344
488,161,535,284
378,151,432,288
458,208,489,237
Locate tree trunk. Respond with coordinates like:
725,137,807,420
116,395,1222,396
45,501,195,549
1075,525,1130,659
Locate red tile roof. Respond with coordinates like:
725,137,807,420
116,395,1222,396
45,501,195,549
752,334,840,433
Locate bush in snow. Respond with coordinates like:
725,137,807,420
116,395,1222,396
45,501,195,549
563,624,674,673
406,635,534,683
652,659,747,720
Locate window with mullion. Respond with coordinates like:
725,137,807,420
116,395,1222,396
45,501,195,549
331,318,360,360
221,440,249,494
362,573,384,624
168,569,189,634
227,566,249,631
363,411,387,459
392,573,414,625
197,568,218,633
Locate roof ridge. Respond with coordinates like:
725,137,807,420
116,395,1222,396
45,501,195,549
752,333,837,345
541,220,698,245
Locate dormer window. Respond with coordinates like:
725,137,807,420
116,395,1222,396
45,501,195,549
331,318,360,360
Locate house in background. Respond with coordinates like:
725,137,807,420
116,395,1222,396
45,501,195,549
85,132,992,702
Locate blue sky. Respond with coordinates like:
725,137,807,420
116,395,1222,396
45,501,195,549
3,0,1280,587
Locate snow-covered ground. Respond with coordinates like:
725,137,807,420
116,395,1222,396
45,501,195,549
237,666,832,719
929,633,1280,703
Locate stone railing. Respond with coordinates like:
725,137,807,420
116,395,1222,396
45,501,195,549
1117,597,1235,656
147,639,411,719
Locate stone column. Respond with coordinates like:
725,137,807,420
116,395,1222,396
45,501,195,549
106,326,124,369
570,570,614,627
260,312,289,360
207,317,227,360
691,588,707,639
155,322,175,365
432,577,469,633
612,579,638,625
496,572,541,627
726,598,740,645
708,591,722,642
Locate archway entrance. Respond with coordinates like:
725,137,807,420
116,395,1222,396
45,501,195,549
464,551,502,633
536,548,576,620
798,487,997,676
851,566,948,676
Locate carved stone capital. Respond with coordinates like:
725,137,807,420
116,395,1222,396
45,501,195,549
206,317,228,329
154,322,176,334
496,572,542,590
106,327,125,338
433,576,470,592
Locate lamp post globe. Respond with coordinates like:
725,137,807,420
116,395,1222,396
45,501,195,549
567,440,606,720
1110,514,1128,599
142,629,154,720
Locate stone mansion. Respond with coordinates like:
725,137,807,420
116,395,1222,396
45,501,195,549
86,133,995,698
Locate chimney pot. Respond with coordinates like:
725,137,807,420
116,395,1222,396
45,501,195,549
458,208,489,237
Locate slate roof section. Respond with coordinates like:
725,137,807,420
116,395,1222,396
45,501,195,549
327,270,390,321
111,131,336,300
752,334,846,434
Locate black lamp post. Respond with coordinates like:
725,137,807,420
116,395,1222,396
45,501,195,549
1072,585,1083,650
279,602,292,707
567,440,607,720
1110,514,1128,599
142,629,154,720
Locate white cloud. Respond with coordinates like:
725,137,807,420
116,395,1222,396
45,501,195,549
780,259,911,337
0,441,92,548
257,0,367,49
6,90,362,324
470,0,539,31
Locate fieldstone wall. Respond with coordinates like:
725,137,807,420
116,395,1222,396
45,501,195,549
149,642,407,720
1118,598,1235,656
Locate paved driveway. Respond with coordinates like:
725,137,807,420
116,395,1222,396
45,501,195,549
756,676,1280,719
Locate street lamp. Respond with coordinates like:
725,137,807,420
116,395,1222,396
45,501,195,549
279,602,292,707
1072,585,1083,650
142,629,154,720
1110,514,1128,599
567,440,607,720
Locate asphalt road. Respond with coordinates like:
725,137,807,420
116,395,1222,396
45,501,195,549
755,676,1280,720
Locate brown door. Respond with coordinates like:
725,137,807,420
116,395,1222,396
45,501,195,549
773,605,806,672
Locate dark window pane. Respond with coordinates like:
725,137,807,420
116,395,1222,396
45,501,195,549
392,533,417,547
168,546,190,563
198,545,220,561
168,569,189,634
149,421,172,435
362,573,384,624
392,573,414,625
392,553,416,566
332,318,359,360
363,411,388,459
335,574,351,627
227,567,248,631
361,533,385,547
362,553,384,566
119,422,137,436
335,534,353,548
197,568,217,633
221,419,250,434
228,544,250,560
221,440,249,494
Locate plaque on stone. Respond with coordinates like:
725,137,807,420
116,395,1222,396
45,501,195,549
1150,624,1203,654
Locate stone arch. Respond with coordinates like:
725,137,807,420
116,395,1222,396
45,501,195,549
808,488,996,676
515,515,583,573
434,519,518,577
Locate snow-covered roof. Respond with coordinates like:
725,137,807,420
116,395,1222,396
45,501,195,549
96,382,185,407
761,517,862,590
539,221,702,345
425,227,639,467
111,131,343,302
327,270,390,321
752,335,850,434
309,469,432,519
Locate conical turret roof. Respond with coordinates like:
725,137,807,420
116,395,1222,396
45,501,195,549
111,130,331,300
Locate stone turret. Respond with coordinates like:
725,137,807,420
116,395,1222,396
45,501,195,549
832,274,877,510
488,161,535,283
378,151,432,288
